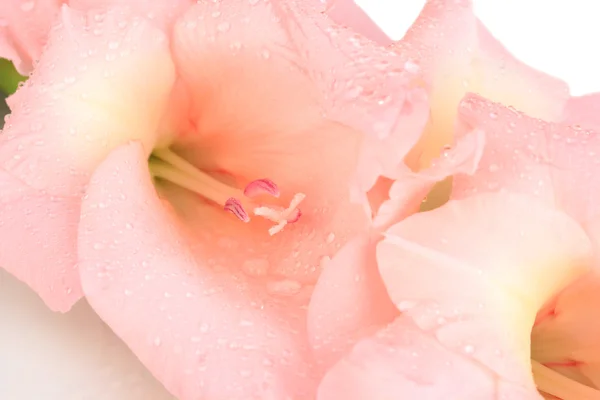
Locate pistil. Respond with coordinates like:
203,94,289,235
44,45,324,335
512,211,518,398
149,147,305,235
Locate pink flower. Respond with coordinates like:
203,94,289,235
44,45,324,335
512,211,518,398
0,0,430,398
3,0,599,398
308,2,600,399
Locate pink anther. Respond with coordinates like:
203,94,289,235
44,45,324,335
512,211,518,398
243,179,280,198
224,198,250,222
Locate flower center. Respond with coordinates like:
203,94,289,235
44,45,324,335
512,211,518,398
148,147,305,235
530,301,600,400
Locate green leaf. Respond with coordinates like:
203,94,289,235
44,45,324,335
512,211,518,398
0,58,27,96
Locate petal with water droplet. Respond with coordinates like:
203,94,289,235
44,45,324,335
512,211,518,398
562,93,600,131
317,315,541,400
453,93,600,250
0,0,63,74
0,169,81,312
79,143,321,400
169,0,370,283
0,5,174,311
374,192,590,395
307,234,397,371
322,0,392,45
388,1,569,171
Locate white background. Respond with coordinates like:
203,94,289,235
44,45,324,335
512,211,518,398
1,1,600,399
359,0,600,95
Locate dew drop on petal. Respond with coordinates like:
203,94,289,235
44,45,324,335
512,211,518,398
217,21,230,32
266,279,302,297
326,232,335,244
20,1,35,12
241,258,270,277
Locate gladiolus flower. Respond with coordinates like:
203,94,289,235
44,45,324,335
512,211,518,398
3,0,600,398
0,0,436,398
310,2,600,399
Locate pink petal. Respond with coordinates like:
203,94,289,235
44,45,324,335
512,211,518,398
0,5,174,310
562,93,600,130
372,127,485,230
2,5,174,194
306,234,398,371
323,0,392,45
0,169,81,311
79,142,319,400
391,0,480,169
373,193,591,397
0,0,64,74
69,0,193,31
390,1,569,170
453,94,600,248
170,0,429,200
0,0,190,75
318,315,542,400
319,192,591,399
452,94,557,205
166,0,407,286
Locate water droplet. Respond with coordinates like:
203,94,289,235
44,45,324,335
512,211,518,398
326,232,335,244
404,60,420,74
217,22,230,32
199,323,209,333
93,242,105,250
262,357,273,367
21,1,35,12
266,279,302,296
239,319,254,327
241,258,270,277
153,336,162,346
488,163,499,172
396,300,416,311
463,344,475,354
240,369,253,378
261,49,271,59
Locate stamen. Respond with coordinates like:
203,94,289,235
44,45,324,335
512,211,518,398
149,162,236,206
151,148,242,205
254,193,306,235
244,179,280,198
150,147,306,234
224,198,250,222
